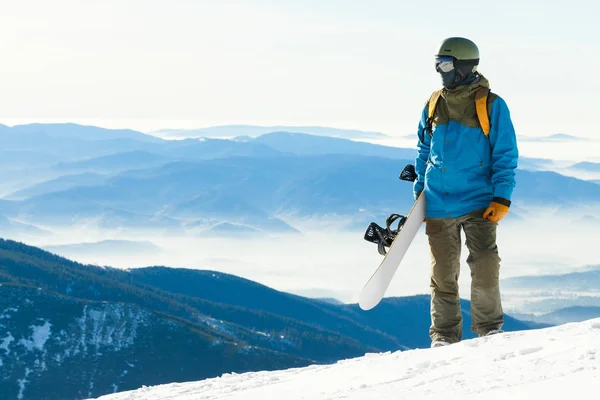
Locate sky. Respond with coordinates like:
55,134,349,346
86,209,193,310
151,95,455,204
1,0,599,138
95,318,600,399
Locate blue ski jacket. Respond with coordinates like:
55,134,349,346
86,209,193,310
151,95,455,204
413,76,518,218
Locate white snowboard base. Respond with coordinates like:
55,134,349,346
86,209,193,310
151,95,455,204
358,194,426,311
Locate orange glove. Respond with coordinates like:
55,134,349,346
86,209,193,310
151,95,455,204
483,201,509,222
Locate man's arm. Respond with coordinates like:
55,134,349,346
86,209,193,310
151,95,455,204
488,96,519,205
414,105,431,200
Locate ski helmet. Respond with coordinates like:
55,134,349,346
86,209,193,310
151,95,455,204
434,37,480,88
436,37,479,62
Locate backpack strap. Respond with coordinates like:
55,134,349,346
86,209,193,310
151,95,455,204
425,90,443,137
474,87,491,136
422,87,490,141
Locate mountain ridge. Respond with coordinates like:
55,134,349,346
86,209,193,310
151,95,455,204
0,238,541,400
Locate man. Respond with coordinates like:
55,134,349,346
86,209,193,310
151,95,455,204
413,37,519,347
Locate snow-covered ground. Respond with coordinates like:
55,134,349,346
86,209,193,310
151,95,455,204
93,318,600,400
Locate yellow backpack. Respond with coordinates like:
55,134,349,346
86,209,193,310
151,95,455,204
425,86,491,137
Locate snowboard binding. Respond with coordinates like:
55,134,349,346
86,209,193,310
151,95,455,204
399,164,417,182
363,164,417,256
364,213,407,255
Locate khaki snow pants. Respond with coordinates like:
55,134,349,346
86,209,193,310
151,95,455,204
425,208,504,343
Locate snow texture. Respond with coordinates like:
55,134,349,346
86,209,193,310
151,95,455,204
17,367,31,400
92,318,600,400
18,321,52,351
0,332,15,355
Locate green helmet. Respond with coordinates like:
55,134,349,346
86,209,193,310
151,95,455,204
436,37,479,62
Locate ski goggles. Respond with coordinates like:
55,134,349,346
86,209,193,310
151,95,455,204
435,56,455,73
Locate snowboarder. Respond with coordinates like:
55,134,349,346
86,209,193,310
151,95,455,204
413,37,519,347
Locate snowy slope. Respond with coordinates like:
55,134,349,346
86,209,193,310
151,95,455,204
93,318,600,400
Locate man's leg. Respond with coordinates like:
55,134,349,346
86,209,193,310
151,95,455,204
462,209,504,336
426,216,463,344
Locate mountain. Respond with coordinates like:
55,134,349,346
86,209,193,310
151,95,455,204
506,296,600,316
194,222,266,237
52,151,171,174
156,137,284,160
0,285,309,400
6,173,109,200
0,215,50,238
0,239,403,356
0,124,170,167
2,128,599,234
501,266,600,314
93,318,600,400
42,240,162,257
523,306,600,325
126,266,536,347
7,123,160,143
171,191,299,233
0,130,150,159
0,131,165,196
0,150,62,169
5,148,600,233
511,169,600,205
0,239,539,399
0,239,400,357
11,153,600,232
250,131,415,159
12,194,185,232
502,265,600,292
515,156,556,171
569,161,600,172
0,127,282,166
151,125,388,140
0,136,282,196
19,155,415,229
518,133,591,142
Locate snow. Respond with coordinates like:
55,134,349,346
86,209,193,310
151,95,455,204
0,332,15,354
18,321,52,351
17,367,31,400
196,315,235,338
92,318,600,400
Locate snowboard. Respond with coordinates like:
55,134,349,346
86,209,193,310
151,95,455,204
359,191,426,311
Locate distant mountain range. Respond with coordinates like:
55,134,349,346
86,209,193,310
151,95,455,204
0,150,63,169
502,265,600,292
250,131,415,158
515,156,556,171
1,123,599,237
6,172,109,200
0,215,51,239
514,306,600,325
151,125,388,140
569,161,600,172
501,266,600,314
518,133,591,142
0,239,539,400
1,122,160,143
42,240,162,257
509,169,600,205
4,154,599,235
53,150,169,173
